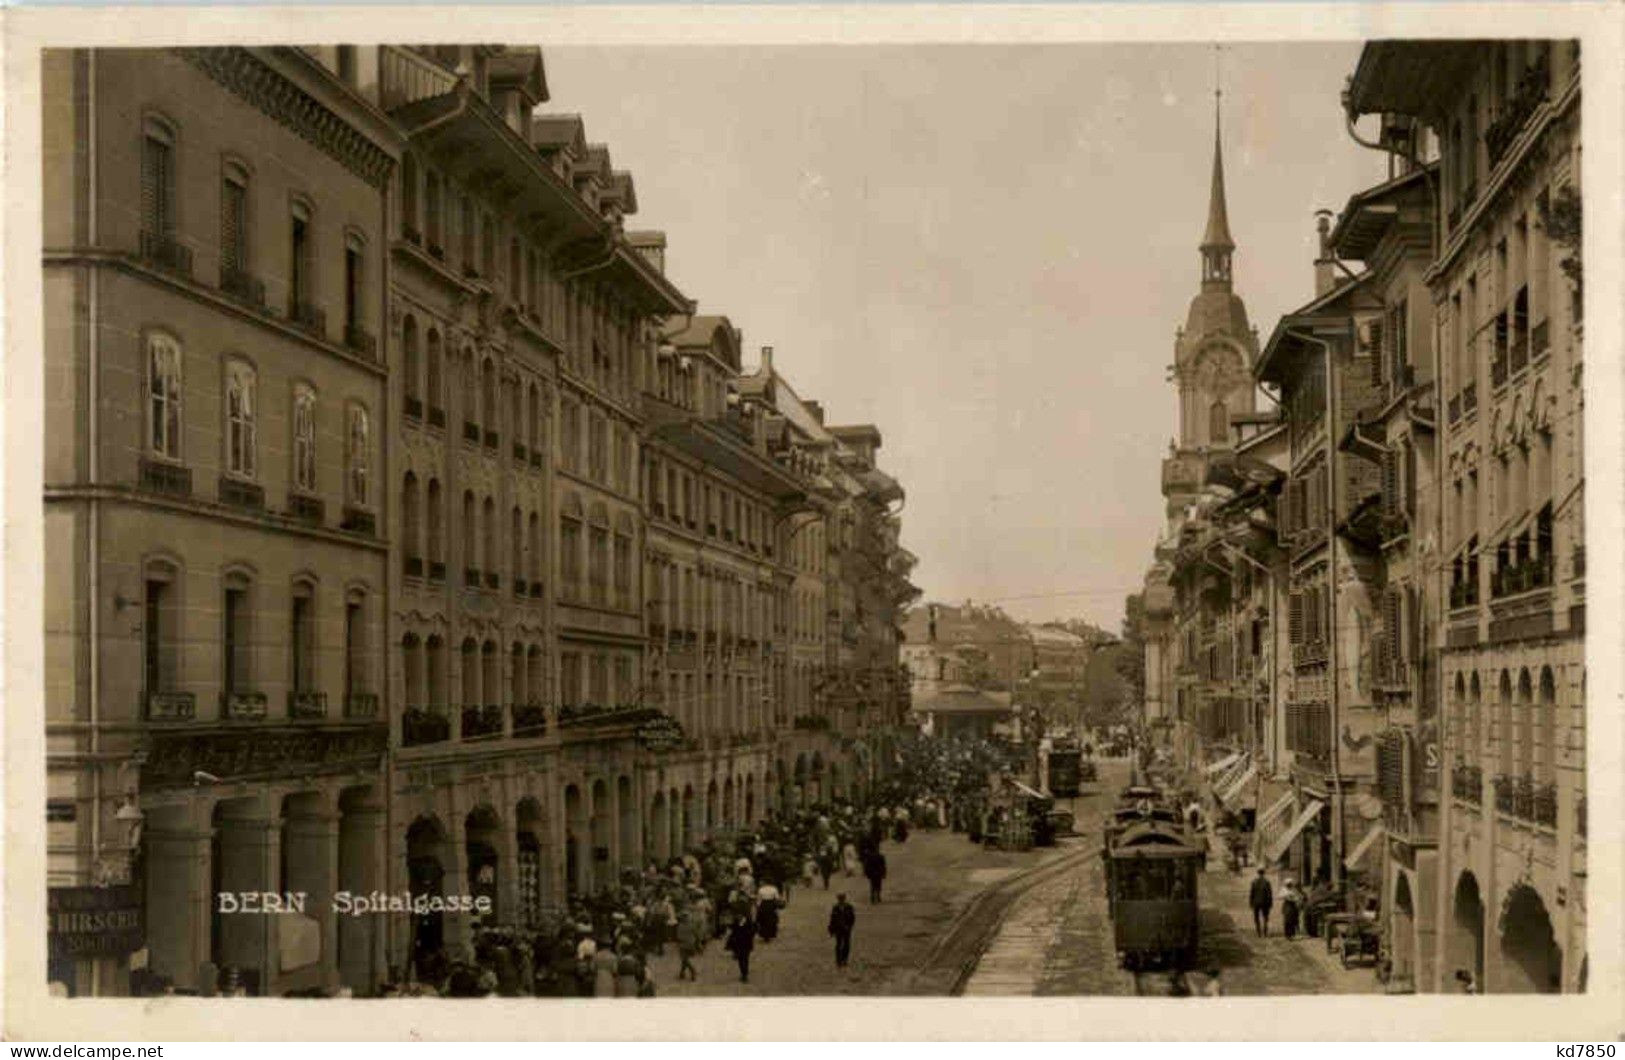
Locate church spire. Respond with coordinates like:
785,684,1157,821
1200,68,1234,286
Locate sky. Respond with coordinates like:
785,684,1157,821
543,42,1390,630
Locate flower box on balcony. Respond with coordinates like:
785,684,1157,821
404,556,424,578
288,691,328,720
145,691,196,722
428,407,447,429
221,265,266,309
289,299,327,341
288,492,324,526
344,692,379,719
139,229,193,277
465,567,482,588
221,691,268,720
340,506,376,536
463,421,481,444
405,397,424,421
139,457,192,498
512,704,548,737
218,475,265,512
402,706,449,746
428,561,446,582
484,430,499,450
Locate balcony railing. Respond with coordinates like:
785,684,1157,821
1451,761,1482,803
1491,553,1553,599
465,567,482,588
139,457,192,498
405,396,424,421
1484,55,1550,168
289,299,327,341
1577,794,1587,838
218,475,265,512
513,442,528,463
462,704,504,738
463,421,481,444
1492,773,1558,828
428,407,447,429
343,324,378,361
511,704,548,738
428,560,446,582
1448,393,1462,424
139,229,193,277
220,265,266,308
1450,579,1481,609
340,506,376,536
144,690,196,722
404,556,424,578
344,692,380,719
1462,381,1478,415
485,571,500,590
529,580,544,598
484,430,499,450
402,706,450,746
287,690,327,720
288,492,324,526
1532,319,1550,359
221,691,268,720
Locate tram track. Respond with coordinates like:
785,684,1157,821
911,839,1102,996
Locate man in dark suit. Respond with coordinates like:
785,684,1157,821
828,893,857,968
1249,867,1274,937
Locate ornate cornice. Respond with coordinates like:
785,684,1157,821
177,47,395,189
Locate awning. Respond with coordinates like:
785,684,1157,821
1213,756,1250,794
1217,765,1258,808
1263,799,1325,865
1344,825,1385,871
1204,751,1242,777
1010,779,1047,801
1256,791,1295,832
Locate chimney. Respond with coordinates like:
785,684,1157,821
760,345,773,374
807,400,825,425
1313,210,1336,296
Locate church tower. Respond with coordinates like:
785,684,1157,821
1162,93,1260,508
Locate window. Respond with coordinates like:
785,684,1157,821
344,592,366,699
483,496,496,576
460,196,475,269
561,507,582,597
425,172,442,250
528,512,541,587
401,154,419,239
402,317,421,410
290,202,312,312
402,473,421,568
141,117,176,239
426,479,443,566
222,573,253,695
561,400,580,472
221,164,249,277
426,330,443,415
146,333,183,459
292,384,317,492
344,235,365,334
462,491,478,575
511,506,523,582
336,45,358,83
1209,400,1227,446
291,582,315,694
528,383,540,455
346,404,370,506
143,560,179,695
481,359,497,439
225,360,257,478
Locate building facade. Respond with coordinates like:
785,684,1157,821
41,44,917,997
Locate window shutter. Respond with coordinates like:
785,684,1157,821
221,180,244,272
1404,440,1417,518
1369,316,1386,387
1289,592,1304,645
1381,449,1398,519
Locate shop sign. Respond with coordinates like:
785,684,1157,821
48,885,143,958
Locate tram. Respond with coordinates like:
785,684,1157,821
1103,783,1203,970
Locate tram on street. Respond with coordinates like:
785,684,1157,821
1102,780,1203,970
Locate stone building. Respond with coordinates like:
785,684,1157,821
1347,38,1587,995
42,46,400,995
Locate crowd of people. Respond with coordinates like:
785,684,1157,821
379,734,1019,998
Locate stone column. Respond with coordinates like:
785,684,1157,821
282,807,340,989
215,815,279,992
337,802,386,993
442,791,471,956
495,781,520,926
143,825,213,992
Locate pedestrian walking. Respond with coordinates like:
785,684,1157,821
755,880,782,943
675,907,704,981
1248,867,1274,937
863,848,888,904
724,913,757,984
828,893,856,968
1281,880,1302,940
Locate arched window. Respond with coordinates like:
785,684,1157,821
292,383,317,492
1537,667,1557,784
510,379,524,455
290,579,316,696
400,153,420,239
346,403,371,506
511,642,527,706
508,237,521,299
225,359,257,477
481,360,498,442
426,330,443,418
220,160,250,278
1468,672,1482,756
402,473,421,571
482,640,500,708
1516,668,1535,779
1497,670,1515,777
402,633,423,710
462,491,478,579
142,557,181,697
526,645,544,707
424,171,442,248
560,495,583,601
483,496,497,581
426,478,443,569
463,351,480,431
460,637,479,707
528,382,541,455
403,316,421,410
146,332,184,460
1209,400,1228,445
528,511,541,589
511,505,523,585
425,634,445,705
343,588,368,703
343,232,367,337
222,569,254,698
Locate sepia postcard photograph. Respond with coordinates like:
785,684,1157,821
3,0,1621,1042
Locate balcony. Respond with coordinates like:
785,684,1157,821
1449,579,1481,610
485,571,500,590
484,430,499,450
1572,545,1585,580
1491,553,1553,599
343,324,378,361
287,690,328,720
1291,640,1328,667
513,442,528,463
1492,773,1557,828
404,556,424,578
288,299,327,341
461,704,504,739
144,691,196,722
465,567,482,588
220,265,266,309
402,706,450,746
288,493,324,526
428,406,447,430
529,580,544,598
529,450,543,470
403,223,422,246
1532,319,1550,360
1462,381,1478,415
1451,761,1482,803
513,577,527,597
344,692,380,720
1484,55,1550,169
463,421,481,444
139,229,193,277
405,397,424,421
139,457,192,498
218,475,265,512
512,704,548,738
1448,393,1462,424
340,506,376,536
428,561,446,583
427,241,445,262
221,691,268,720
